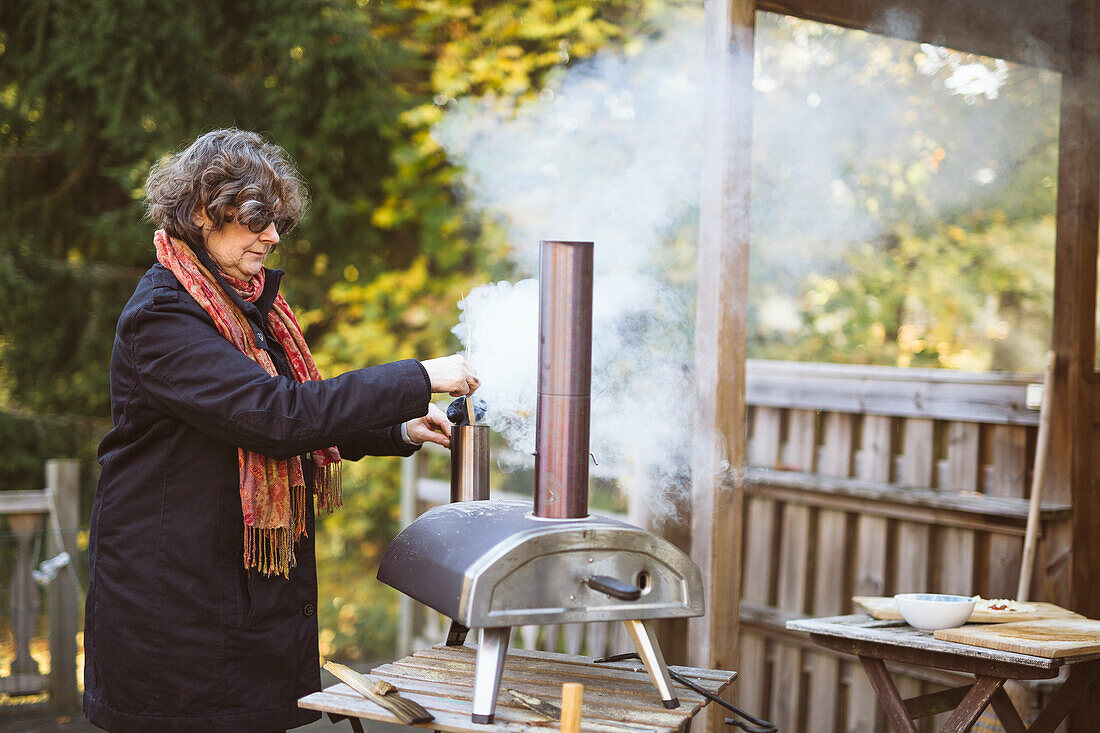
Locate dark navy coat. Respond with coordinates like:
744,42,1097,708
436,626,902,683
84,260,430,732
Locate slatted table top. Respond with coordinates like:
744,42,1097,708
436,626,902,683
787,614,1100,670
299,644,737,732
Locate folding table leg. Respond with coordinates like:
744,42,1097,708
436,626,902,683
939,676,1005,733
858,656,919,733
1027,660,1100,733
326,712,366,733
988,686,1027,733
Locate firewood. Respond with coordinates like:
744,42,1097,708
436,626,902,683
323,662,434,725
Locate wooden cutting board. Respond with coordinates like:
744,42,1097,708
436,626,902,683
852,596,1080,624
934,618,1100,659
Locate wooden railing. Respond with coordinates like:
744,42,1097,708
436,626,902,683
1,460,81,710
739,360,1067,733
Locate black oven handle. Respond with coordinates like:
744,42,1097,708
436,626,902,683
585,575,641,601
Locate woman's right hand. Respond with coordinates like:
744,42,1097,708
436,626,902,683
421,354,480,396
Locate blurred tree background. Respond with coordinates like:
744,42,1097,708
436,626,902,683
0,0,673,664
748,15,1058,372
0,0,1060,665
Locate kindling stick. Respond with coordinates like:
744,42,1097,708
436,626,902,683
462,289,476,426
560,682,583,733
323,662,434,725
1017,350,1055,602
507,689,656,732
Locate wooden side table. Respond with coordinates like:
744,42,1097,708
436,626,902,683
787,615,1100,733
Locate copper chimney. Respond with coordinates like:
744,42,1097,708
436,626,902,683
534,240,593,519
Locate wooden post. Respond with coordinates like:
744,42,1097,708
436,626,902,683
7,513,44,686
46,459,79,710
1049,1,1100,730
1049,27,1099,614
690,0,754,729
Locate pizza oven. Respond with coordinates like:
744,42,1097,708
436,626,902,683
378,240,705,723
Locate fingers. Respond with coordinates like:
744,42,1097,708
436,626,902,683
426,404,452,439
453,359,479,396
406,421,450,448
417,428,451,448
406,405,453,448
433,355,479,396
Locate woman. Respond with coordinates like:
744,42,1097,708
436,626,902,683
83,128,477,732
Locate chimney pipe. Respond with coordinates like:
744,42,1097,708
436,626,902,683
534,240,594,519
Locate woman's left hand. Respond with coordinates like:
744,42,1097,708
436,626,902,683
404,403,453,448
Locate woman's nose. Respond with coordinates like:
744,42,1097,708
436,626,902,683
261,222,280,247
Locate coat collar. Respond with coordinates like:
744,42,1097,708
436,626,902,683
191,243,284,320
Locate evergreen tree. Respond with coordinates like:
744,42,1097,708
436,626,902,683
1,0,671,659
0,0,411,486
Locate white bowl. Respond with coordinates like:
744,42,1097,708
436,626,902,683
894,593,975,631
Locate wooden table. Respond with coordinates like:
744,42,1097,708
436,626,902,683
299,644,737,732
787,615,1100,733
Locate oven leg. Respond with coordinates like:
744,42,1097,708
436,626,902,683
471,626,511,724
623,619,680,709
446,619,470,646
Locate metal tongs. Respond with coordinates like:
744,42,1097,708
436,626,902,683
594,653,777,733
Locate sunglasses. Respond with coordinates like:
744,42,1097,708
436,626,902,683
232,211,294,235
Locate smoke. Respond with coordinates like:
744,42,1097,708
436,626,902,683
434,6,1061,514
455,272,695,513
453,279,540,457
749,11,1059,370
434,24,706,276
437,14,708,517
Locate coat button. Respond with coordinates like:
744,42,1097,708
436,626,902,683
255,331,265,343
302,602,315,617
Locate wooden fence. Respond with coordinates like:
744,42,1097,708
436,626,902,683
397,361,1069,731
1,459,81,709
737,361,1069,733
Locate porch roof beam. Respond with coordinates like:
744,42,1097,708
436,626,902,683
758,0,1074,72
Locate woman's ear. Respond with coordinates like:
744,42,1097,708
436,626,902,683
192,206,210,229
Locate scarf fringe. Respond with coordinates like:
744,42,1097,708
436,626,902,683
246,471,341,578
291,481,308,541
243,524,296,579
315,461,343,514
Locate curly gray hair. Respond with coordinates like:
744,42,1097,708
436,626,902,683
145,129,308,249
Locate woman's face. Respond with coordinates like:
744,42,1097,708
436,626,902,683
193,208,280,281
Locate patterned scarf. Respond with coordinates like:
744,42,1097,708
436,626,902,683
154,230,341,577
